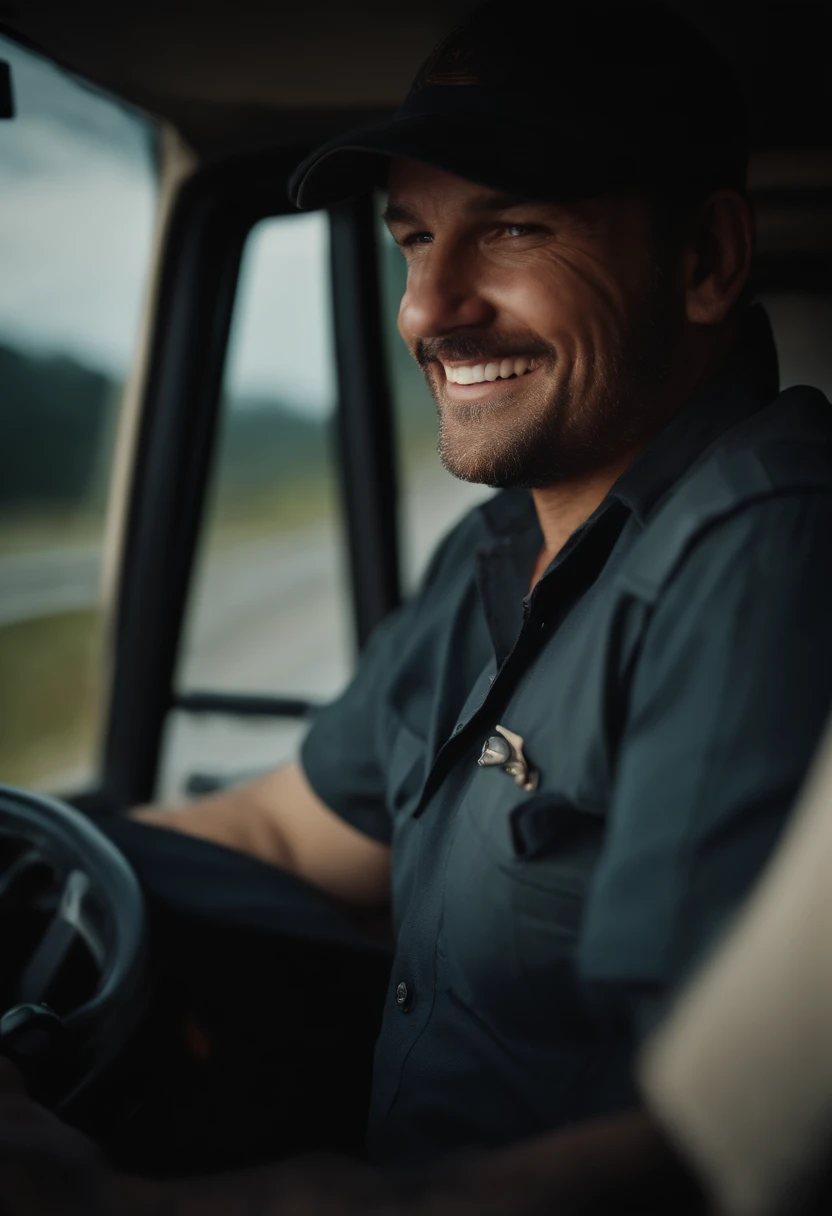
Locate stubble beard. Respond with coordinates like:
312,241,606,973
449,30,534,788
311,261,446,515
426,272,676,490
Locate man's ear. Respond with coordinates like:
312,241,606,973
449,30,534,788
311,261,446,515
683,189,754,326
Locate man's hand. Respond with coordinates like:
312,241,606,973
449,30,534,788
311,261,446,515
0,1059,153,1215
0,1062,386,1216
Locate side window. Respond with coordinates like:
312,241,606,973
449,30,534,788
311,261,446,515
759,293,832,399
377,202,493,592
0,38,158,791
158,213,351,797
754,184,832,403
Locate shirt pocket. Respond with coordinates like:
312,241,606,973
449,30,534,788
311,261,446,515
508,794,605,873
442,791,606,1028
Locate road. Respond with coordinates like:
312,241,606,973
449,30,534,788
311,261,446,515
0,464,492,796
0,545,102,627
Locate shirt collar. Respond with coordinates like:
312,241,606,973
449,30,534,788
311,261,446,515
611,303,780,526
475,302,780,554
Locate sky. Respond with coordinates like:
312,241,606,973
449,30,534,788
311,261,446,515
224,213,336,418
0,35,337,417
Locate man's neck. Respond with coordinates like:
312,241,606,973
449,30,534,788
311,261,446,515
528,452,638,590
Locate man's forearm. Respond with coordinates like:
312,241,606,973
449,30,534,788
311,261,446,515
129,762,392,908
1,1056,702,1216
131,777,296,870
389,1110,703,1216
121,1155,390,1216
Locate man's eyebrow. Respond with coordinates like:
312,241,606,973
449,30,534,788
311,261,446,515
382,192,541,229
382,200,420,227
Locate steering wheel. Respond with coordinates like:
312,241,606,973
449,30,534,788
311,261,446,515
0,784,147,1113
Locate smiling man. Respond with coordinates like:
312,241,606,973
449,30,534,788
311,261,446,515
378,161,742,579
101,0,832,1206
386,176,678,492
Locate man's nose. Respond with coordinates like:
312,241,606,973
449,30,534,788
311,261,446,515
399,249,494,341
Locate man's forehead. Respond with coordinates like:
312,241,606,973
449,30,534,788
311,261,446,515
384,158,551,224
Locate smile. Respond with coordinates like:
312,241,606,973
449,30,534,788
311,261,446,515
441,356,539,385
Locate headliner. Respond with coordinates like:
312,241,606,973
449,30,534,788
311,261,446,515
2,1,831,157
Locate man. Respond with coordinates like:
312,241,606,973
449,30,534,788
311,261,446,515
136,0,832,1160
3,1,832,1211
137,0,832,1163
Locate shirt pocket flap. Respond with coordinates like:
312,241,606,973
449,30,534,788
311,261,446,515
509,794,603,859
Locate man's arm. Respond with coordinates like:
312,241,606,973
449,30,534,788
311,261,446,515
0,1057,702,1216
580,492,832,1035
132,761,390,909
140,1109,700,1216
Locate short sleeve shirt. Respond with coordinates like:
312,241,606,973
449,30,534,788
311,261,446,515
302,305,832,1166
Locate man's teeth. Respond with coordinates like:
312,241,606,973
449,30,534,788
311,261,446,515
445,357,535,385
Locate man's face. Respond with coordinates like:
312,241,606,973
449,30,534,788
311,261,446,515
385,159,681,488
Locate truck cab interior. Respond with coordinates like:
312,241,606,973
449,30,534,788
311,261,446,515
0,0,831,1195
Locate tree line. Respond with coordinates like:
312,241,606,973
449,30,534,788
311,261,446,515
0,341,332,518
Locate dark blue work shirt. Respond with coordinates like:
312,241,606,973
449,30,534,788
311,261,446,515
302,305,832,1166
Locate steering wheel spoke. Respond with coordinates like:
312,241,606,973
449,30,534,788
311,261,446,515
19,871,96,1005
0,847,49,901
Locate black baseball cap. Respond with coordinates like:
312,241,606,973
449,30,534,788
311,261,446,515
289,0,749,210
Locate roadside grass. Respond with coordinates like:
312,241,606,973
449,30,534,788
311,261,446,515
0,488,338,792
204,473,337,549
0,510,104,557
0,609,102,788
0,475,338,559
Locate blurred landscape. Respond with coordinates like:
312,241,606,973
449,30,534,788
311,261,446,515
0,339,333,784
0,234,450,789
0,29,491,795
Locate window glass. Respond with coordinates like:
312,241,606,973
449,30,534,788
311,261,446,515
159,213,350,798
759,293,832,399
0,38,158,791
377,204,494,593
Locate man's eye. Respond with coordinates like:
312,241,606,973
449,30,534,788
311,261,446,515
504,223,538,237
398,232,432,248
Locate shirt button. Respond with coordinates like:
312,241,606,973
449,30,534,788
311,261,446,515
395,981,413,1012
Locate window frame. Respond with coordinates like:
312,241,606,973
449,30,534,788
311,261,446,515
80,152,400,814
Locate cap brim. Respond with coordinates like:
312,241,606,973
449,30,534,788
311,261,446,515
289,112,633,210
